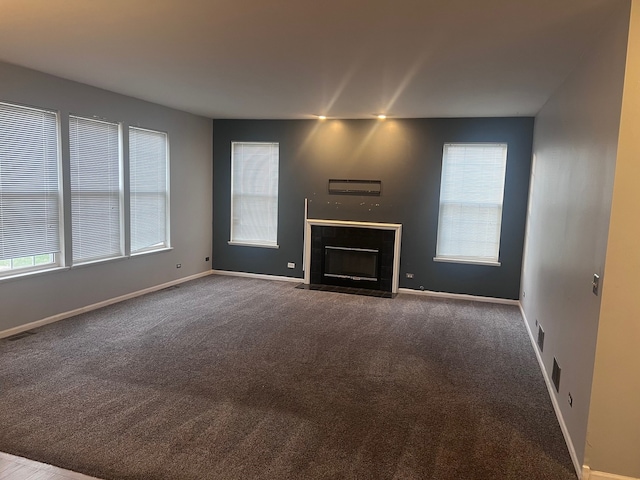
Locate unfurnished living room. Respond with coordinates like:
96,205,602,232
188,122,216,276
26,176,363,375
1,1,639,480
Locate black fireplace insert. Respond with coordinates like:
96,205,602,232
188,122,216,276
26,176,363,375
324,246,379,282
310,225,394,292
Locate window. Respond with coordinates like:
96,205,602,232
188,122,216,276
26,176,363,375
0,102,61,277
1,102,176,280
435,143,508,265
230,142,279,247
129,127,170,254
69,115,122,263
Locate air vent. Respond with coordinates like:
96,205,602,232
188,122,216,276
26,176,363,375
552,358,561,392
5,330,37,341
537,325,545,352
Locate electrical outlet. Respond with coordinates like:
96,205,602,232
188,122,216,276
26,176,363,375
287,262,295,269
406,273,414,279
205,257,210,262
568,393,573,407
176,264,181,268
522,291,526,298
592,274,600,296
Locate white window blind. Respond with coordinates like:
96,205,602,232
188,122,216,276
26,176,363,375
69,116,122,263
0,102,61,263
230,142,279,247
435,143,508,264
129,127,169,253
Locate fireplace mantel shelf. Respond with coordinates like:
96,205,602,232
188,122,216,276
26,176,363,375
305,218,402,230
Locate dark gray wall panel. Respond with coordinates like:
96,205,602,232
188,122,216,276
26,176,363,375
213,117,533,299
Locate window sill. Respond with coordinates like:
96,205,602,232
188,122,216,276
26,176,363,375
72,255,128,269
433,257,501,267
228,241,279,249
0,248,174,282
0,265,69,283
131,247,173,257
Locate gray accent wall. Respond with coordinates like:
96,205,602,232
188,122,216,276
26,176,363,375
213,117,534,299
521,2,630,473
0,62,213,332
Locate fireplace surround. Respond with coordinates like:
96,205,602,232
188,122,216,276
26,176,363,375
303,219,402,294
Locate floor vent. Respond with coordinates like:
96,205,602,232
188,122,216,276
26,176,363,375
5,330,37,341
552,358,561,392
537,325,545,352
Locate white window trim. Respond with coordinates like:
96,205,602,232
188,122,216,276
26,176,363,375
130,246,173,257
434,142,507,266
433,256,501,267
230,141,279,248
69,115,124,265
0,266,70,283
129,126,171,254
71,254,128,268
0,101,64,280
0,254,62,280
0,105,178,283
227,241,280,249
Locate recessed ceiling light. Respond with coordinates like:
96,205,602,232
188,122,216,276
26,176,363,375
376,114,387,120
317,115,327,120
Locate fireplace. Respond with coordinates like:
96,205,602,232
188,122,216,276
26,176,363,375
324,246,379,282
303,219,402,294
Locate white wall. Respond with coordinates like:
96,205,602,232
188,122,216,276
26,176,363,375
521,1,630,470
0,62,213,332
585,1,640,476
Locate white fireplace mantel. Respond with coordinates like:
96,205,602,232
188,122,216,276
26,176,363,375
303,218,402,293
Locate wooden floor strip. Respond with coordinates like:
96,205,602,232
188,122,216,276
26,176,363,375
0,453,100,480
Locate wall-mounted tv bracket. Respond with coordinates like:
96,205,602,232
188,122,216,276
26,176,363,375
328,179,382,196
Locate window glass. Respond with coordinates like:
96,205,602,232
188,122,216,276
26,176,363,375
129,127,169,253
0,102,61,277
436,143,508,264
69,115,122,263
230,142,279,247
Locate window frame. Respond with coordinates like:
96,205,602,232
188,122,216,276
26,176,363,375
0,101,64,280
229,141,280,249
68,114,124,265
129,126,171,256
434,142,508,267
0,101,179,283
0,254,62,279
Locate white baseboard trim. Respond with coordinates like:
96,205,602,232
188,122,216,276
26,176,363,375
211,269,302,283
212,273,517,306
0,270,216,340
398,287,519,305
518,303,582,478
583,466,640,480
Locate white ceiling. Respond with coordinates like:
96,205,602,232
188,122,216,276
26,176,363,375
0,0,623,119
